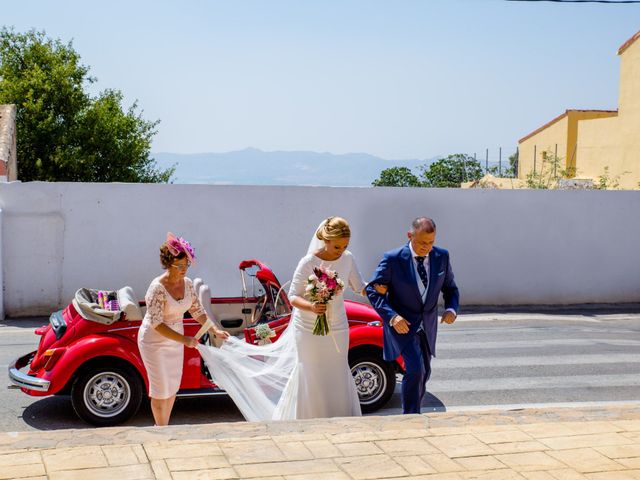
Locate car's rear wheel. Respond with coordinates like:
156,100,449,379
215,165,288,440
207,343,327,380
350,353,396,413
71,362,144,426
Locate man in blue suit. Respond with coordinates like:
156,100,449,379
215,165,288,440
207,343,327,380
366,217,459,414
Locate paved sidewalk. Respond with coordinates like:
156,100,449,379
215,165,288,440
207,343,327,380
1,405,640,479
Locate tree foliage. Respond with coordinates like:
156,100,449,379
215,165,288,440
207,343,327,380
371,166,422,187
419,154,483,188
0,28,173,182
524,151,569,189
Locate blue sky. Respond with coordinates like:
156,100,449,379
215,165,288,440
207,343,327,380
3,0,640,160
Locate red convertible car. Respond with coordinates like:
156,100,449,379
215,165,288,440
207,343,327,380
9,260,401,426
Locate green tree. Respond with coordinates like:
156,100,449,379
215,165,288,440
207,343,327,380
419,154,483,188
372,166,422,187
0,28,173,182
506,151,518,178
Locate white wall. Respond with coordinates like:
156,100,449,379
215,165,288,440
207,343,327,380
1,182,639,317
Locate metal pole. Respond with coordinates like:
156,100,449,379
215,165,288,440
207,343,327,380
515,146,519,177
533,145,537,174
462,155,466,182
554,143,558,177
499,147,502,177
485,148,488,173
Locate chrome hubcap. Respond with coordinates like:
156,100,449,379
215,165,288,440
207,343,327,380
351,362,386,405
84,372,130,418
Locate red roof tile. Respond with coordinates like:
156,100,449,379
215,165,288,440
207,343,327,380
618,30,640,56
518,109,617,144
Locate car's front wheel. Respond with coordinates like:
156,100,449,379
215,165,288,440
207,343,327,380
71,362,144,426
350,353,396,413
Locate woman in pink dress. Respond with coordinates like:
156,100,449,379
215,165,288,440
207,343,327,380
137,233,228,426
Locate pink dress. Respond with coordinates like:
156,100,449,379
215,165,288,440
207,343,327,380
137,277,206,399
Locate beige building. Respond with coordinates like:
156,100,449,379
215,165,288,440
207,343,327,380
517,30,640,189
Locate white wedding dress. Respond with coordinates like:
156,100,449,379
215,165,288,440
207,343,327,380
198,249,366,421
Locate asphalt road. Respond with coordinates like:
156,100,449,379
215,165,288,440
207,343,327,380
2,312,640,432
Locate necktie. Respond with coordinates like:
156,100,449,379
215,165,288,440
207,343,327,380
415,256,429,290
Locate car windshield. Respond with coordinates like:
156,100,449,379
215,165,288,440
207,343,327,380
242,265,291,326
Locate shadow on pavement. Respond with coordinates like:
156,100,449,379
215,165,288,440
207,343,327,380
1,318,50,330
20,395,245,430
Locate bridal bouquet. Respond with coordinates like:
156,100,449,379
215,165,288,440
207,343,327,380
306,266,345,336
254,323,276,345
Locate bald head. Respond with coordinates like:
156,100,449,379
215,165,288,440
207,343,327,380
411,217,436,234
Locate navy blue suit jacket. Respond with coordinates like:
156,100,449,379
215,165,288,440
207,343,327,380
366,243,459,362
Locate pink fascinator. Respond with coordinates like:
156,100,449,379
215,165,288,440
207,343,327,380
166,232,196,264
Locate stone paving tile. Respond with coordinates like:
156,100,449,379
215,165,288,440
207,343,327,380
284,473,351,480
42,445,108,472
612,421,640,432
219,439,286,464
335,441,384,456
277,441,314,461
150,459,172,480
0,450,42,467
375,437,440,455
375,428,430,440
395,455,438,475
540,433,633,450
405,474,465,480
547,448,626,473
595,444,640,459
244,477,285,480
559,422,621,436
619,458,640,469
489,441,549,454
171,468,239,480
473,430,535,444
520,472,558,480
334,453,409,479
266,433,325,442
101,444,147,466
455,455,508,471
623,432,640,443
235,458,339,478
144,440,223,460
302,439,342,458
426,434,496,458
420,452,466,473
197,436,271,444
0,463,46,480
428,427,475,436
459,469,526,479
10,476,47,480
545,470,589,480
519,424,583,439
468,426,523,434
495,452,568,472
48,463,155,480
325,431,380,444
165,455,232,471
584,471,640,480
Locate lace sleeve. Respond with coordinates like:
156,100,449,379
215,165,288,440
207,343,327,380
145,283,167,328
187,279,206,319
288,256,311,301
348,252,367,294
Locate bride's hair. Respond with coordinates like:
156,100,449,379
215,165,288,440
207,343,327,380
316,216,351,241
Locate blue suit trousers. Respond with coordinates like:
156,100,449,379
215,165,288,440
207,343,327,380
401,329,432,414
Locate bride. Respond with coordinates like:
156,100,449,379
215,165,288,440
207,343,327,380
198,217,367,421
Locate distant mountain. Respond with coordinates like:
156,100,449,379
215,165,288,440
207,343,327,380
153,148,436,187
